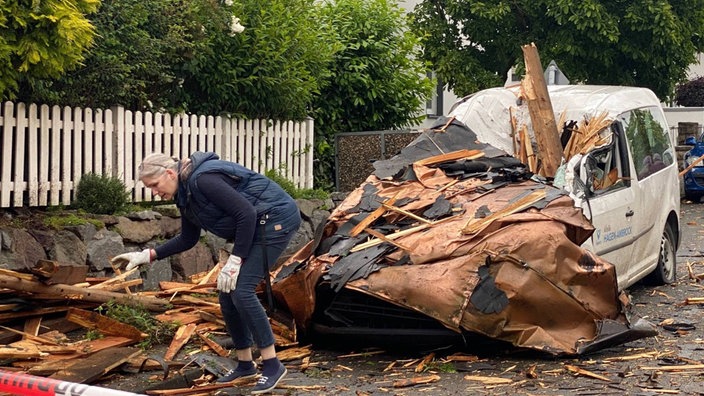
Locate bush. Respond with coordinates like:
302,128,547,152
265,169,329,200
73,173,131,215
675,77,704,107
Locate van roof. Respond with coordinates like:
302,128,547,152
448,85,661,155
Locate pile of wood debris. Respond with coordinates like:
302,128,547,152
0,257,310,395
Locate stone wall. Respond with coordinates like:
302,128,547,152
0,198,337,290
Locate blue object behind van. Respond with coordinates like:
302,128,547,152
683,135,704,202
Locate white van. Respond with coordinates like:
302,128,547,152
448,85,680,290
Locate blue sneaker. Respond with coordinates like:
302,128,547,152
251,364,286,394
216,365,258,383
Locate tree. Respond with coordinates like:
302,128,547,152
0,0,98,99
17,0,224,112
410,0,704,99
675,77,704,106
312,0,434,189
178,0,337,119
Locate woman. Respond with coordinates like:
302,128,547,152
111,151,301,394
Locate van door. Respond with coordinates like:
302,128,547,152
621,107,674,284
575,122,636,290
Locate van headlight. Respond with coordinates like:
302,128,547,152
686,155,702,167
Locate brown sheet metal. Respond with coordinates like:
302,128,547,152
272,164,645,355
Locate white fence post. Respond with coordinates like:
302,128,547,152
38,104,50,206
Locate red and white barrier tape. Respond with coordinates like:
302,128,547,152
0,370,147,396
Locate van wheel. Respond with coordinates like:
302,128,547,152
643,224,676,285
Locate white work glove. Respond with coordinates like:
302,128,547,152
111,249,152,271
217,255,242,293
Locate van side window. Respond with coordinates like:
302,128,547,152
621,107,671,180
589,123,630,194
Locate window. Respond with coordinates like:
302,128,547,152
589,123,629,194
621,107,671,180
425,72,444,117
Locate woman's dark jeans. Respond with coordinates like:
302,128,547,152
218,202,301,350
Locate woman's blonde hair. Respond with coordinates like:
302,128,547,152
138,153,178,179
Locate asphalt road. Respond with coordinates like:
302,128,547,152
103,202,704,396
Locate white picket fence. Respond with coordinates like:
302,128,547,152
0,102,314,208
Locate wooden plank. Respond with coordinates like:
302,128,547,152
196,264,220,286
22,317,41,338
196,332,229,357
350,214,462,253
640,364,704,371
94,278,142,292
0,274,170,311
462,189,547,235
348,193,399,237
24,336,136,375
0,268,35,281
0,342,44,359
155,311,201,325
87,267,138,289
164,323,197,361
415,149,484,166
0,325,59,345
364,228,413,252
66,308,145,341
0,303,94,322
145,380,252,396
522,125,536,172
393,374,441,388
380,203,432,224
49,347,142,383
509,107,519,155
31,259,88,285
109,259,133,295
174,295,219,310
565,364,611,382
521,43,562,177
276,345,311,362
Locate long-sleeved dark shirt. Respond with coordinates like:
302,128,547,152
154,172,257,259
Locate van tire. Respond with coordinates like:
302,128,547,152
643,224,676,285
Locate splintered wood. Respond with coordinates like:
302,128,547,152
415,149,484,167
508,44,614,177
521,43,562,177
0,262,303,391
562,111,612,162
462,189,546,234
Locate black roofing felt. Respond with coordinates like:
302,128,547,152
372,116,507,180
